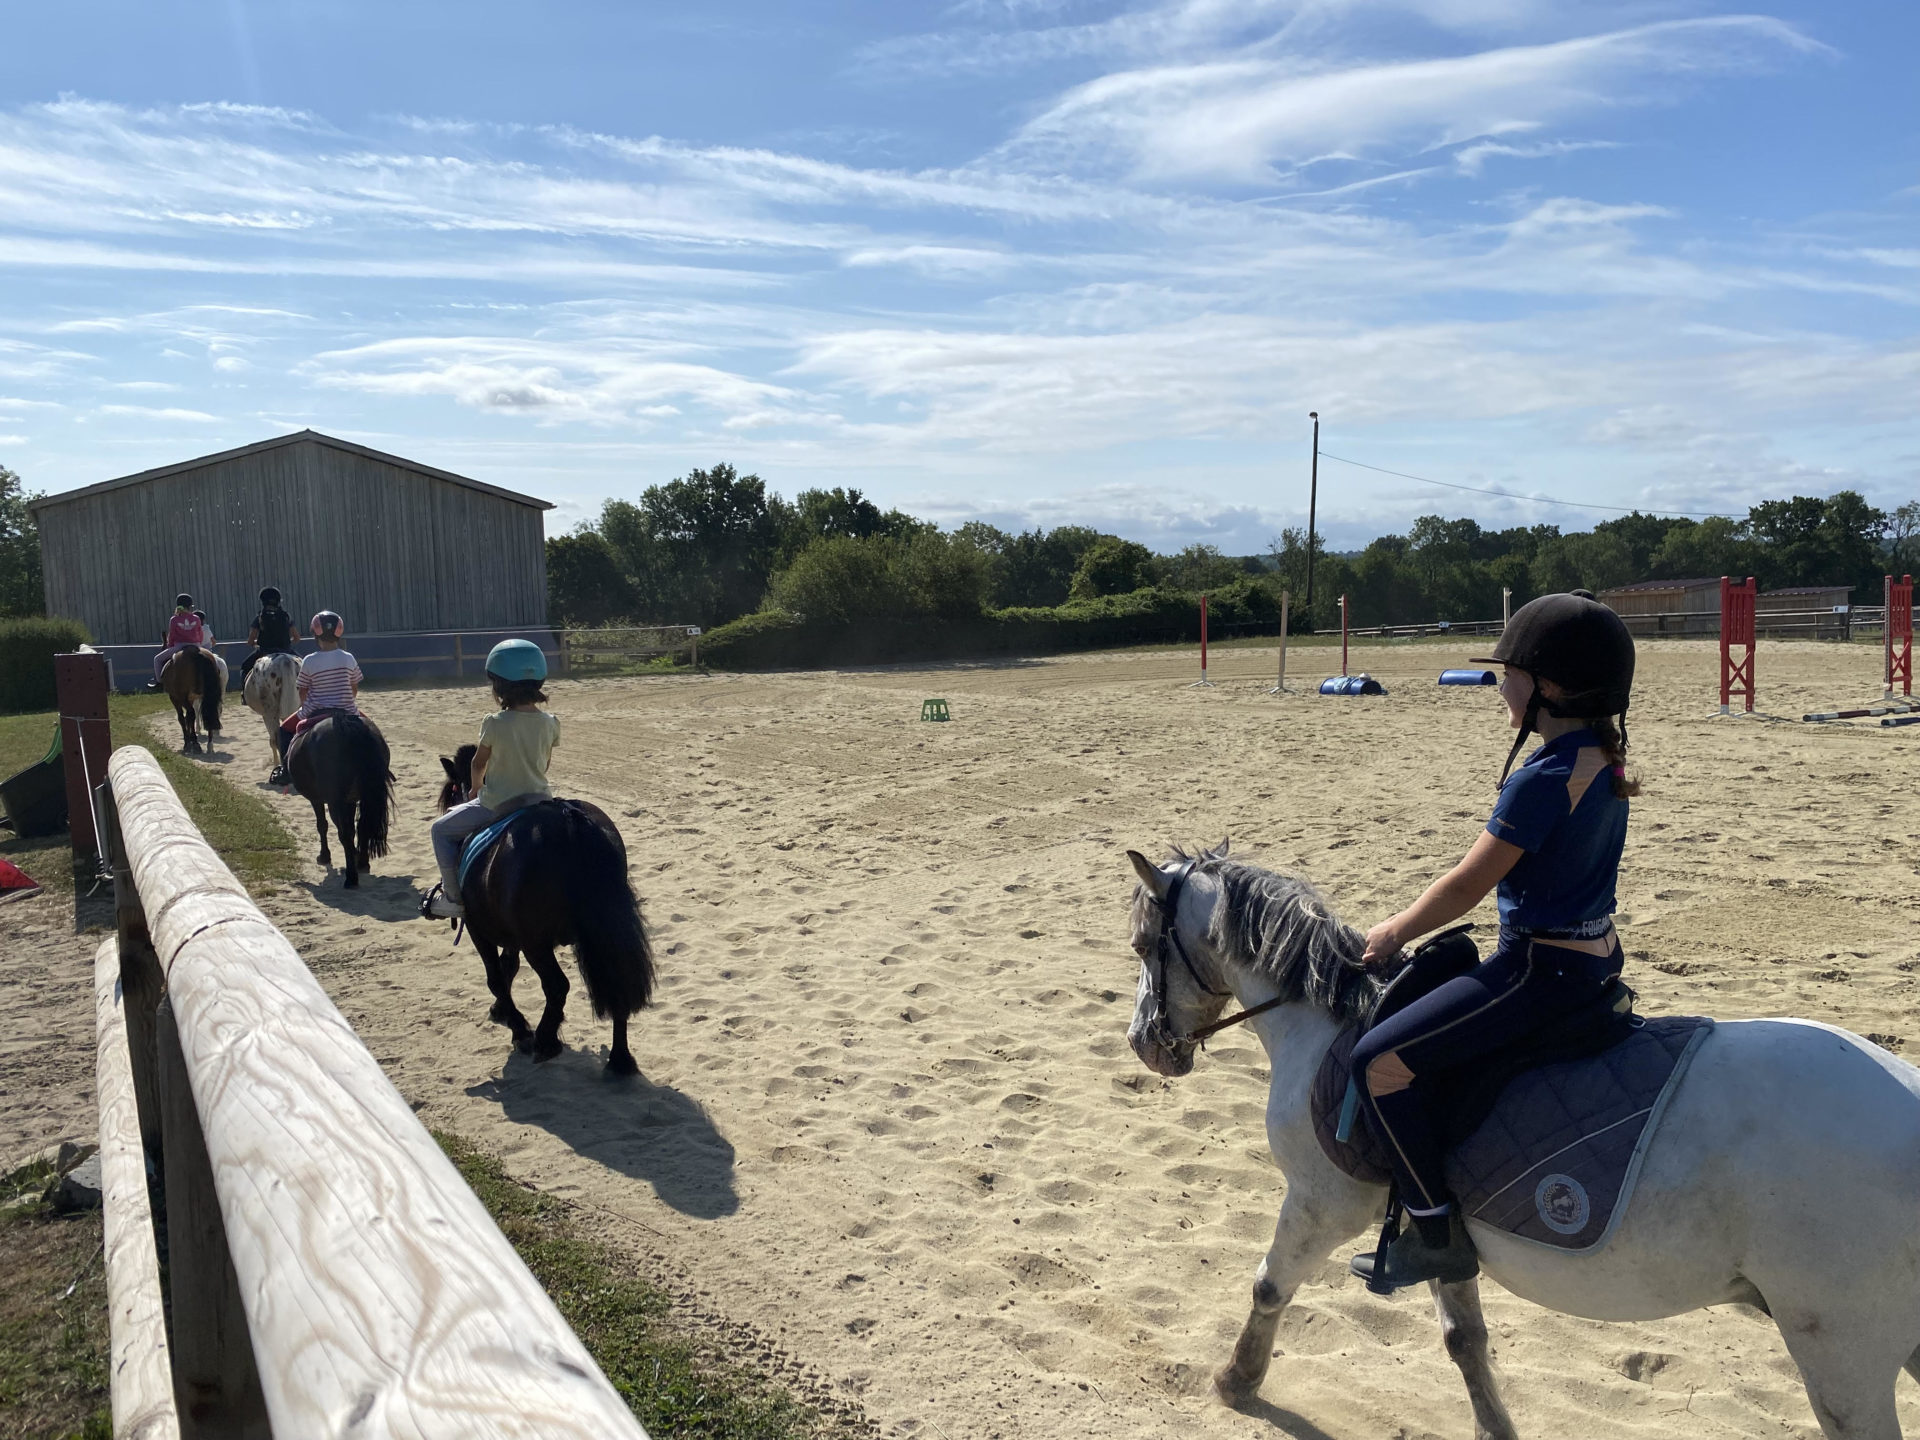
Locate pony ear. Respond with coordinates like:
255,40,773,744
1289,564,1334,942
1126,849,1169,898
440,755,458,780
1207,836,1231,859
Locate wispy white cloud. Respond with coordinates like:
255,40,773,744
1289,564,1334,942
1007,17,1824,181
96,404,220,421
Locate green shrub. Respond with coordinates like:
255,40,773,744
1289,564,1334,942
698,579,1284,670
1068,536,1155,599
0,616,90,713
767,531,991,623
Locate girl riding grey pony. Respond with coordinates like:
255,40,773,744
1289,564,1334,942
1349,589,1638,1289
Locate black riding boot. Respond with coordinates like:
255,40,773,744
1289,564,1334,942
1350,1208,1478,1291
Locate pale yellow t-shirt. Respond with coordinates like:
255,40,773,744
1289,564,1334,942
477,708,559,812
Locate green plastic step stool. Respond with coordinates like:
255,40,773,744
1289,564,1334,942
920,698,951,722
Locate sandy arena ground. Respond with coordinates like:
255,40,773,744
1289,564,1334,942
9,638,1920,1438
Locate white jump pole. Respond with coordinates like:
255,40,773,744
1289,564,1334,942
1340,594,1350,678
1502,587,1512,632
1269,590,1291,694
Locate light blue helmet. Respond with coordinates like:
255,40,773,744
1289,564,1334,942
485,638,547,683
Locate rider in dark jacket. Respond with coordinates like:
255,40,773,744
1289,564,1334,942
1348,591,1638,1290
241,587,296,681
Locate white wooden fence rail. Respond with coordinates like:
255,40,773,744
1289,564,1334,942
99,746,649,1439
94,936,182,1440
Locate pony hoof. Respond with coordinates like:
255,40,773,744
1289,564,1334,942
1213,1368,1260,1408
606,1051,639,1078
532,1037,562,1063
512,1031,535,1054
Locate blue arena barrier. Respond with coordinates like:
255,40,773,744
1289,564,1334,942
1319,675,1387,696
1439,669,1497,686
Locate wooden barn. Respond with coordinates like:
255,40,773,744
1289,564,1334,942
31,431,552,646
1595,577,1723,636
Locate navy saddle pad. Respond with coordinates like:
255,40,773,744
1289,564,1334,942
1311,929,1714,1253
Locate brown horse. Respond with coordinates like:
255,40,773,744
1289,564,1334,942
160,647,224,754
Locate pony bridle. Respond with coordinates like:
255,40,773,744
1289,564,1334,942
1142,862,1233,1052
1142,861,1294,1050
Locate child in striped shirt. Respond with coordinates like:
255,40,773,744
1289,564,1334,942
278,611,362,761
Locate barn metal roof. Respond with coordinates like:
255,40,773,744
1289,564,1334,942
28,429,554,513
1595,577,1723,594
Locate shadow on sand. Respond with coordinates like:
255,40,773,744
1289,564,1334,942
465,1047,739,1220
295,870,421,920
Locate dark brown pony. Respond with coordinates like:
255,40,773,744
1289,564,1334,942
288,711,393,888
437,744,654,1075
159,647,223,754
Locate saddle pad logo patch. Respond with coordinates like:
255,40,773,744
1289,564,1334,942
1534,1173,1590,1235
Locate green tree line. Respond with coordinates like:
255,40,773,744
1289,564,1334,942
551,463,1920,635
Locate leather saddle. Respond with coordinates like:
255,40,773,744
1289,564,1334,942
1313,926,1637,1184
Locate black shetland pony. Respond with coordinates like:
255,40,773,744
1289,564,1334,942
287,711,393,889
437,744,654,1076
159,647,223,754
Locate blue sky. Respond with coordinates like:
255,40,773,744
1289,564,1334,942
2,1,1915,551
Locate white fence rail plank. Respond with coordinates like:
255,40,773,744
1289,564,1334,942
94,937,183,1440
107,746,648,1439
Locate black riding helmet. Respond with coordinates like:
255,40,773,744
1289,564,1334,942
1470,589,1635,783
260,586,281,606
175,592,193,609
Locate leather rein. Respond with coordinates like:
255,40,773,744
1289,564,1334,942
1146,863,1287,1048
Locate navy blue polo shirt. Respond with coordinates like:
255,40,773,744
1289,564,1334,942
1485,727,1627,932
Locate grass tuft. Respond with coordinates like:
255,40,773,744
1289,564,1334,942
437,1131,873,1440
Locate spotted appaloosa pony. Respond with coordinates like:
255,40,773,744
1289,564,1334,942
159,646,224,754
436,745,654,1075
1125,840,1920,1440
242,652,300,778
287,712,392,888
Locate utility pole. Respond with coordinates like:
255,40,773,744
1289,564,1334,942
1305,411,1320,619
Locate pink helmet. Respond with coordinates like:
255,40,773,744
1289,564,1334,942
310,610,345,639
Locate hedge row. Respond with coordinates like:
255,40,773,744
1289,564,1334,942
0,617,91,713
697,580,1284,670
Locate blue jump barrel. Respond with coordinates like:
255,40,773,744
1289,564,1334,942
1439,669,1497,686
1319,675,1388,696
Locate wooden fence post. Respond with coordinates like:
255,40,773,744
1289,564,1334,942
156,996,269,1437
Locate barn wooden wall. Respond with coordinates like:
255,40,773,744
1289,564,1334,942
37,441,549,645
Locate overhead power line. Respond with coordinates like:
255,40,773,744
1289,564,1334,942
1317,451,1735,520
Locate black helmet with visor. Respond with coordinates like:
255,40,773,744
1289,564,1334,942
1470,589,1635,783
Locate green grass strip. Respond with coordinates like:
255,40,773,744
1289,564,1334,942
436,1131,869,1440
0,694,297,898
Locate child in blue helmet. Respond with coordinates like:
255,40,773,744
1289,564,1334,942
423,638,559,920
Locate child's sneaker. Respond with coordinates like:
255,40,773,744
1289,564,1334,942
420,884,463,920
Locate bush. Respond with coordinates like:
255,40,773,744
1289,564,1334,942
767,532,991,624
0,616,90,713
1068,537,1155,599
698,581,1284,670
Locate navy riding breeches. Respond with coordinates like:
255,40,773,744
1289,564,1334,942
1350,930,1622,1212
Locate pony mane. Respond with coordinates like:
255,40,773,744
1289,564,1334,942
1171,845,1383,1024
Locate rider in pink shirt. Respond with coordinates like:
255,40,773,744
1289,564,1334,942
150,594,210,685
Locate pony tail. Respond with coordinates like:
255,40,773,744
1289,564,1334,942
1591,715,1640,798
348,716,394,857
195,650,223,734
560,805,654,1018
